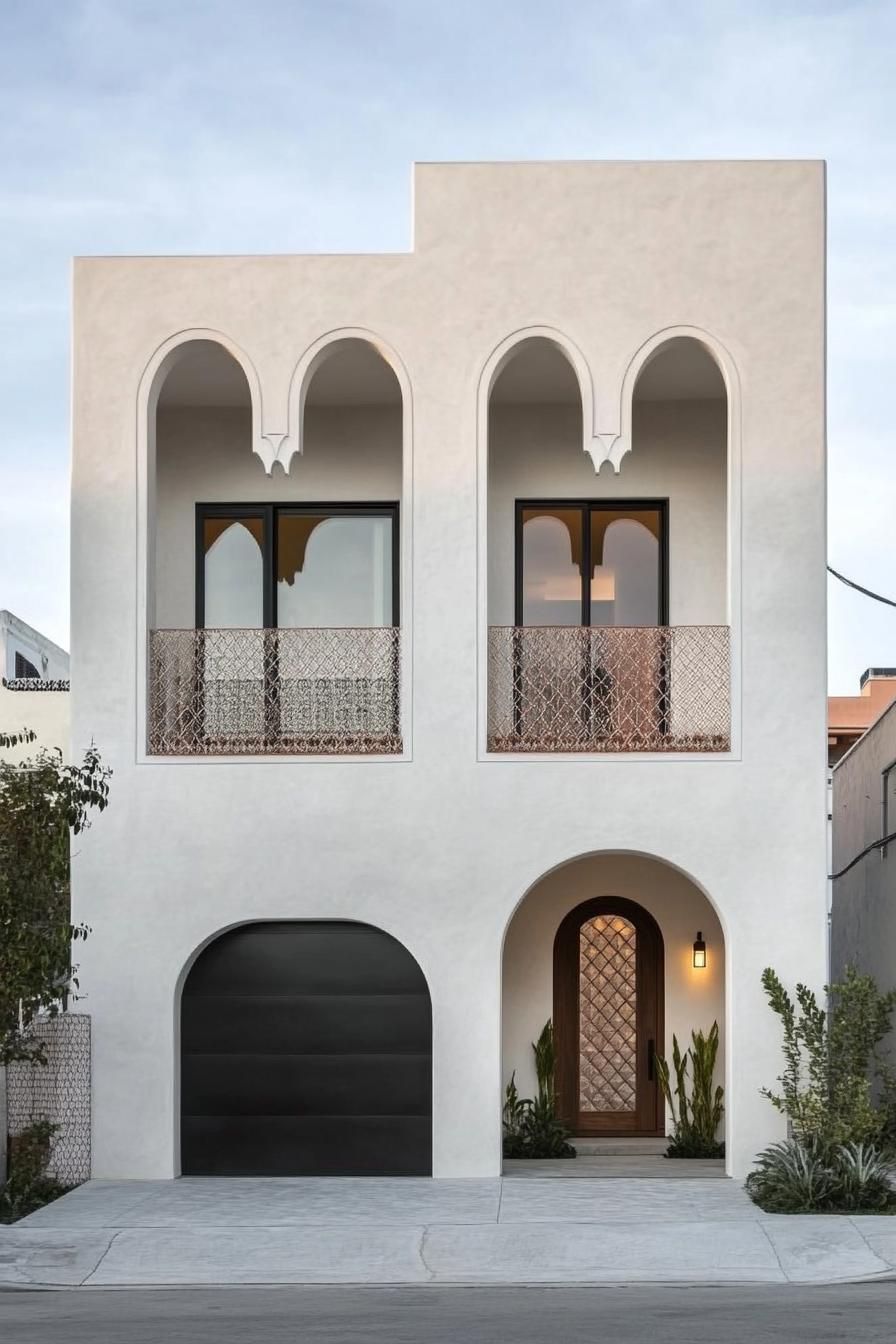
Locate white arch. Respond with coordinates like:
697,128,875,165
281,326,412,474
137,327,268,470
475,326,602,757
135,330,267,761
499,844,732,951
611,324,740,473
477,325,597,467
497,845,732,1171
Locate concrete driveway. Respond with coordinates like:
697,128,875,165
2,1176,896,1288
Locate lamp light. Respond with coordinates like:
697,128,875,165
693,932,707,969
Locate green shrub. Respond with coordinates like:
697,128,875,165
502,1021,576,1160
760,966,896,1148
655,1022,725,1158
745,1137,896,1214
0,1119,69,1224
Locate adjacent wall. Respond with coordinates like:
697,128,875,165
831,702,896,1056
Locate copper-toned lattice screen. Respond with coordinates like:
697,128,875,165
579,916,637,1113
6,1014,91,1186
487,625,730,753
148,627,401,756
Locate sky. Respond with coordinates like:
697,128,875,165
0,0,893,692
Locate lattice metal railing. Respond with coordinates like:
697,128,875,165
149,628,402,755
487,625,730,753
6,1014,91,1186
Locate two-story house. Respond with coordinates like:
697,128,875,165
70,160,828,1181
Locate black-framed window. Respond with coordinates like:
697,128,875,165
196,503,399,629
515,500,668,628
883,760,896,859
14,651,40,679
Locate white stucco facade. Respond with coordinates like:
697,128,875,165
0,610,70,763
70,161,828,1181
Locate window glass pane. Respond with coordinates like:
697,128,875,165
277,513,393,628
590,509,661,627
521,508,584,625
203,516,264,627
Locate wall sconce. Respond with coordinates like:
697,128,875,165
693,932,707,969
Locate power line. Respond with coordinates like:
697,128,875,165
830,830,896,882
828,565,896,609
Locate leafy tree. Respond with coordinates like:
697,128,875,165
0,743,110,1065
760,966,896,1147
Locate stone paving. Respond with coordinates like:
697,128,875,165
2,1176,895,1287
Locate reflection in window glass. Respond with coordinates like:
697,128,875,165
203,517,264,627
277,514,393,628
522,509,584,626
590,510,661,627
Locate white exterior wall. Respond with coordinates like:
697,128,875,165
0,611,70,763
70,161,828,1180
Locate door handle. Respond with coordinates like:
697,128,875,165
647,1039,655,1081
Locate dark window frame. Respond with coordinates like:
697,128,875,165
14,650,40,679
195,502,400,629
514,498,670,627
882,758,896,859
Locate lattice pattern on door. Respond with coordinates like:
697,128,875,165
579,915,637,1112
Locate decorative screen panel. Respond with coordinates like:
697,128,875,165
579,915,637,1113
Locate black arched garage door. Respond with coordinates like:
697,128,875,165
181,921,432,1176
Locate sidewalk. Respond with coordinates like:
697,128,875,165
2,1177,896,1288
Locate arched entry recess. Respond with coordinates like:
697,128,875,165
553,897,664,1136
180,920,432,1176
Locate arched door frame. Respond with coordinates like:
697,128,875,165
553,896,664,1137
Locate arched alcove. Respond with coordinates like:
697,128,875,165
483,328,734,755
144,332,408,757
485,335,585,629
180,920,432,1176
627,335,729,628
501,851,726,1149
152,339,256,630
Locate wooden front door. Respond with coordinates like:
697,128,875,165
553,897,664,1136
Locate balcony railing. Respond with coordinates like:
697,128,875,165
148,628,402,756
487,626,730,753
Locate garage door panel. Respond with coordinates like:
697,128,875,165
182,1115,432,1177
185,924,427,997
182,1052,431,1116
182,994,431,1055
181,922,432,1176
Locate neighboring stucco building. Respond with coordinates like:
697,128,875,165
828,669,896,766
0,610,70,764
831,698,896,1047
70,160,828,1182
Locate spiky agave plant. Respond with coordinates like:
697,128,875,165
655,1021,724,1158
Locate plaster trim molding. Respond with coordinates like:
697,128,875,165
137,327,269,470
281,326,413,474
609,323,741,472
477,325,598,468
